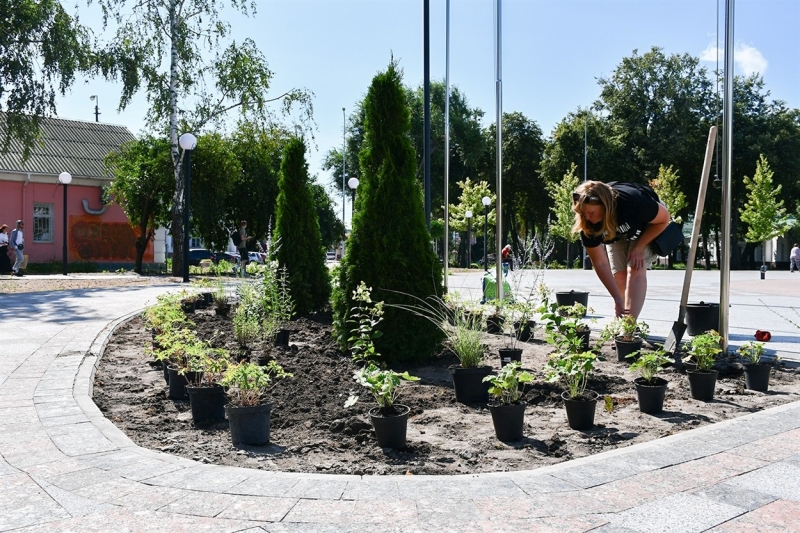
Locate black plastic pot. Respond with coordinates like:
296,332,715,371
498,348,522,368
562,391,597,430
687,370,718,401
488,402,526,442
449,365,493,404
685,302,720,337
180,299,196,313
514,320,535,342
615,337,643,362
162,362,170,384
634,377,668,414
555,291,589,315
275,329,291,347
486,315,504,334
226,402,273,446
167,367,203,400
369,404,410,449
201,292,213,306
215,302,231,317
187,384,226,424
577,328,591,351
743,363,771,392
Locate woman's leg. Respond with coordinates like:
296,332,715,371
626,267,648,319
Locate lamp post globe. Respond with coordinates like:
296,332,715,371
58,172,72,275
465,210,473,267
481,196,490,272
179,133,197,283
347,177,359,226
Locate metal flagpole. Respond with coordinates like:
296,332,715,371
720,0,735,353
443,0,451,289
494,0,503,301
423,0,431,229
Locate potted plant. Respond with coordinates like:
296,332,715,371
485,300,505,334
628,347,672,413
737,341,771,392
601,315,650,362
345,362,419,449
186,346,231,425
390,291,492,404
682,329,722,401
210,280,231,316
222,361,292,446
482,361,534,441
545,349,598,430
540,301,591,352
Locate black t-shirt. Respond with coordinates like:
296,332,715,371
580,182,660,248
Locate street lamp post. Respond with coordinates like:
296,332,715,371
348,177,359,223
465,210,472,268
482,196,490,272
342,107,346,258
179,133,197,283
90,95,100,122
58,172,72,276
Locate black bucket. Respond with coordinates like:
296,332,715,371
685,302,720,336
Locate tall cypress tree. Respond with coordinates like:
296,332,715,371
275,137,330,315
333,61,444,363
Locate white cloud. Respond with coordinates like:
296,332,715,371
699,42,768,76
734,43,768,75
700,43,721,64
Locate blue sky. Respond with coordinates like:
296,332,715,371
56,0,799,213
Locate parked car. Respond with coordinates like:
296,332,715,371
188,248,216,266
248,251,265,264
221,251,240,264
326,251,336,261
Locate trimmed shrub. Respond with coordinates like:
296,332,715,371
275,138,331,315
332,61,444,363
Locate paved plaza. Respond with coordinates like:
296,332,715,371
1,270,799,532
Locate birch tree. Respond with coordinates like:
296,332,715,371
97,0,313,275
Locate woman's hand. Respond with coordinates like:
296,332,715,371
614,298,629,317
627,245,645,271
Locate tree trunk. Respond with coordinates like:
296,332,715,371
566,241,571,269
168,0,183,277
702,232,710,270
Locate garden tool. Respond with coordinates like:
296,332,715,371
663,126,717,356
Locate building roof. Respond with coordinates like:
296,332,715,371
0,113,136,180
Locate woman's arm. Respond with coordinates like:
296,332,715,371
586,245,627,317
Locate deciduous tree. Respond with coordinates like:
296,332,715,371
740,155,793,266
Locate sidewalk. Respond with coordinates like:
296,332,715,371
1,278,799,532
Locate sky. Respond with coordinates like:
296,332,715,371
55,0,800,220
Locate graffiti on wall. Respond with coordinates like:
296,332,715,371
69,217,153,262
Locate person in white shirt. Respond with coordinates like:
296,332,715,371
0,224,11,274
9,220,25,277
791,243,800,273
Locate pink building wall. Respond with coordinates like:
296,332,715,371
0,180,153,264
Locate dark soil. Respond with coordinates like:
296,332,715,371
93,305,800,476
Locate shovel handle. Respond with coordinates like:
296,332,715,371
678,125,717,320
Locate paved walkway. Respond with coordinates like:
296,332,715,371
1,274,799,532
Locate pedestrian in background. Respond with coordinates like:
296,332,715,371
0,224,11,275
791,243,800,273
237,220,253,277
9,220,25,277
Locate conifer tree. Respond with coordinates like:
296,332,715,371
275,138,330,315
333,61,443,363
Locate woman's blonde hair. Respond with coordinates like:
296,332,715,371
571,181,617,241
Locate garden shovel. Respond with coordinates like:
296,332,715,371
663,125,717,356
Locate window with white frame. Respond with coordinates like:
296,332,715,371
33,203,54,243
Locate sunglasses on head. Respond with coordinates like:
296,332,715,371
572,192,601,204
